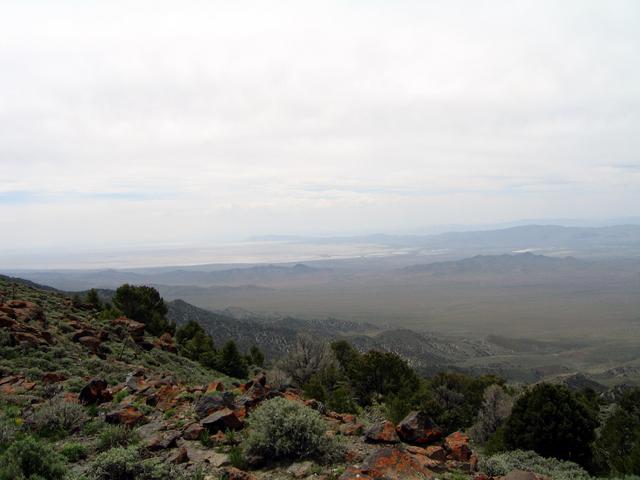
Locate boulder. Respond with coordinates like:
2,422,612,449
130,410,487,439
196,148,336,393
504,470,551,480
218,467,256,480
195,392,235,419
125,369,148,393
236,382,268,409
78,335,101,353
42,372,67,384
146,430,180,451
424,445,447,462
396,411,442,445
364,420,400,444
111,317,145,338
154,333,176,352
444,431,471,461
169,446,189,464
79,379,112,405
201,408,243,433
339,422,365,436
182,422,205,440
106,405,146,427
341,447,435,480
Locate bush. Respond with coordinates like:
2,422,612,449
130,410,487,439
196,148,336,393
245,397,343,463
89,446,143,480
27,398,87,437
503,384,597,466
0,435,67,480
0,416,18,450
98,424,139,451
61,441,88,462
479,450,590,480
88,446,187,480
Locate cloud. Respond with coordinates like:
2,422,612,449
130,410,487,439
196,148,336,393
1,0,640,254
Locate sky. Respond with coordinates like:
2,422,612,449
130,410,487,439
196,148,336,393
1,0,640,256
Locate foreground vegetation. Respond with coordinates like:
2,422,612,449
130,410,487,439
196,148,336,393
2,276,640,479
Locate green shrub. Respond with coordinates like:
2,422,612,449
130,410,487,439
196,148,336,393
0,416,18,450
228,445,247,469
60,441,88,462
83,419,106,435
98,424,139,451
28,398,87,437
245,397,343,463
0,435,67,480
89,446,143,480
479,450,590,480
88,446,186,480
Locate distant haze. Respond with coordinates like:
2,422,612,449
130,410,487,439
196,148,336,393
2,0,640,254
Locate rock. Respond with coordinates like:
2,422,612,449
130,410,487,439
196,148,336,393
78,335,101,352
206,381,225,393
339,422,365,436
201,408,243,433
195,392,235,419
147,430,180,451
208,452,231,467
236,382,268,409
105,405,146,427
182,422,205,440
286,461,315,478
169,446,189,464
79,379,112,405
125,369,148,393
364,420,400,443
444,431,471,461
341,447,435,480
218,467,256,480
504,470,551,480
424,445,447,462
42,372,67,384
154,333,176,352
396,411,442,445
111,317,145,338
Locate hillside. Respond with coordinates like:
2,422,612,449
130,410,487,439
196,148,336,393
0,275,502,480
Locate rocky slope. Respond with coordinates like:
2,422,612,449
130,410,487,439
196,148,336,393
0,274,548,480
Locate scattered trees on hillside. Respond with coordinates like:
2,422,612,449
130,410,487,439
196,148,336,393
174,320,261,379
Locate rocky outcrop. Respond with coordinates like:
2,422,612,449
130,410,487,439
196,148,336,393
79,379,112,405
396,411,443,444
201,408,244,433
340,447,435,480
364,420,400,444
444,431,472,461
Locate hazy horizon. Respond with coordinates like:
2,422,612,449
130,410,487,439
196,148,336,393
2,0,640,255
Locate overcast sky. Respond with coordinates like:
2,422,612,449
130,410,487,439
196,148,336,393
2,0,640,254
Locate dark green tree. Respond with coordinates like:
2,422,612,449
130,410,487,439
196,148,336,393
175,320,217,368
112,284,174,336
219,340,248,379
85,288,102,310
429,372,503,433
594,388,640,475
248,345,265,367
350,350,418,405
504,383,597,467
